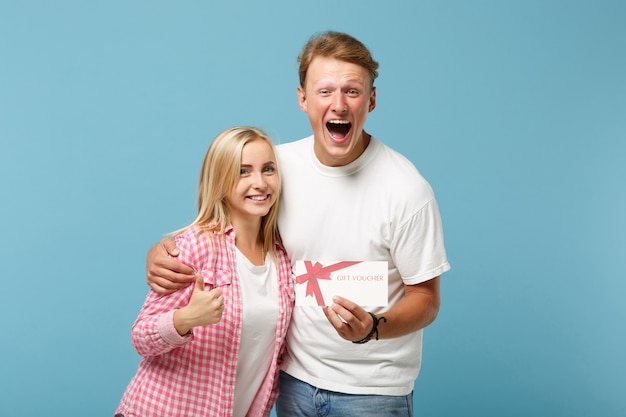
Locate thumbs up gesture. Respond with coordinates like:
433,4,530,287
173,273,225,336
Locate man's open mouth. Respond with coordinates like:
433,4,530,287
326,120,351,139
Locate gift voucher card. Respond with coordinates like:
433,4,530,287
294,260,388,306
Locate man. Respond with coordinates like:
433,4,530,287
146,31,450,417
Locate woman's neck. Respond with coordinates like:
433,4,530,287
231,217,265,266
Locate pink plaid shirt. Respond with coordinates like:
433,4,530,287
116,225,294,417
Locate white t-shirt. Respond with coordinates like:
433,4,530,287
233,250,278,417
276,135,450,395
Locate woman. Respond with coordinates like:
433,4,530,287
115,126,294,417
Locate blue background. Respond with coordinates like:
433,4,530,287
1,1,625,415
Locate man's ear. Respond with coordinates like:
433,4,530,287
368,86,377,113
297,86,308,112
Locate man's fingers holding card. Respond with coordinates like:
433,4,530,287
323,296,373,341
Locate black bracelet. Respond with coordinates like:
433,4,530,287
352,312,387,344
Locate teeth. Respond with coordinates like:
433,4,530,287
249,195,267,201
328,120,350,124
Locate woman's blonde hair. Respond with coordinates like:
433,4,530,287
174,126,282,259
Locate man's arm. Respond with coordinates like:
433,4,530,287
323,276,440,342
146,238,195,295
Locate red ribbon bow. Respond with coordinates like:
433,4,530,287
296,261,361,305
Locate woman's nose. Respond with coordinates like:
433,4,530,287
252,172,267,187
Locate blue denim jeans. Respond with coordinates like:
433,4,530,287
276,371,414,417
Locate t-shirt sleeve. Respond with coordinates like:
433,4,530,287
391,198,451,285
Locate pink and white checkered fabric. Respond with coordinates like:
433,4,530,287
116,225,294,417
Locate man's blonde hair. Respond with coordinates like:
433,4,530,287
298,31,379,89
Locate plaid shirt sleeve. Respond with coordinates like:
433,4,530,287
130,230,206,356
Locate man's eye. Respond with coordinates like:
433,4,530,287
347,89,359,96
318,90,330,96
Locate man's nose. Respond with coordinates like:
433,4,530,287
332,93,347,113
